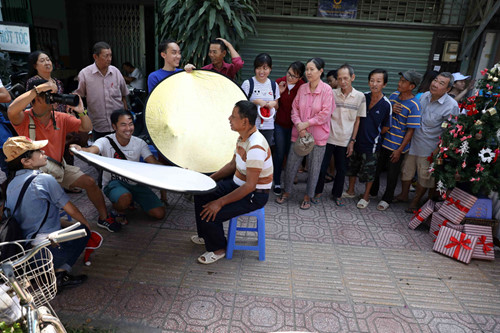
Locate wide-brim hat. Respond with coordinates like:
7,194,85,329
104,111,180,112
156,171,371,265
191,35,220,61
3,136,48,162
452,72,470,81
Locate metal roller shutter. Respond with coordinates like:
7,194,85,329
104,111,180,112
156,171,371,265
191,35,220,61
239,19,433,93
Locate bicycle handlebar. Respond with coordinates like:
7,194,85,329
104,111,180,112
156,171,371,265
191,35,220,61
1,223,87,269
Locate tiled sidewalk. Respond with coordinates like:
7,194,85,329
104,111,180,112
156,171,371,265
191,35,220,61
51,162,500,332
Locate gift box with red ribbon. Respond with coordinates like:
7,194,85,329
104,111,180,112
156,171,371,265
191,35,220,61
409,199,434,230
434,201,443,211
429,213,464,240
437,188,477,224
463,224,495,260
433,226,478,264
465,198,493,219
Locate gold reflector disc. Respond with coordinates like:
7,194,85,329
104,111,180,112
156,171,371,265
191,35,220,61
145,70,246,173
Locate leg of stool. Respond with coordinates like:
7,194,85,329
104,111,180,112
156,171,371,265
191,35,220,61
257,209,265,261
226,217,238,259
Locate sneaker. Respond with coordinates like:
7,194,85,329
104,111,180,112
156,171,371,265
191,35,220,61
273,185,282,196
97,215,122,232
110,211,128,225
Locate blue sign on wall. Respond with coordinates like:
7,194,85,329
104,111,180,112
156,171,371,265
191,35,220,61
318,0,358,19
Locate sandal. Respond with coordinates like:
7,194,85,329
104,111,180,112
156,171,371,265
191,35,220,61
110,211,128,225
300,200,311,210
377,200,390,211
341,191,356,199
405,206,418,214
356,198,369,209
190,235,205,245
198,251,225,264
276,194,289,204
311,197,320,205
324,173,334,183
334,198,345,207
64,187,83,194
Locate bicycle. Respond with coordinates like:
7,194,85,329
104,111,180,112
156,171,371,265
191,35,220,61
0,222,87,333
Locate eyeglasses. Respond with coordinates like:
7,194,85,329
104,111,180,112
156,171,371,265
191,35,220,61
287,71,300,79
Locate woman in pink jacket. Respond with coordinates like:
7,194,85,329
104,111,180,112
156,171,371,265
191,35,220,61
276,58,335,210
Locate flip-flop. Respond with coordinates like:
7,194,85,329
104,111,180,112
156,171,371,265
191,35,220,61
311,197,320,205
377,200,390,211
356,198,369,209
341,191,356,199
334,198,345,207
190,235,205,245
393,197,409,203
276,195,289,204
110,211,128,225
324,173,334,183
198,251,225,264
300,200,311,210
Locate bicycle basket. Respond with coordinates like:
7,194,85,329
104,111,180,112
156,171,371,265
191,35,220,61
0,247,56,307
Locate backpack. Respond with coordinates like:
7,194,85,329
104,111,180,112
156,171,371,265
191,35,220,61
0,175,50,261
245,77,277,100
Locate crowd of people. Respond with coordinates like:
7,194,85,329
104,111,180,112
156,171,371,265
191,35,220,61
0,37,470,280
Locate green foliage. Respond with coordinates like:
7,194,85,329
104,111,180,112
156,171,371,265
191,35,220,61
156,0,258,67
0,321,24,333
431,63,500,195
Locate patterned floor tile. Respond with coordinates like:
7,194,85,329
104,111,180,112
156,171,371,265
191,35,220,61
412,309,482,333
326,209,368,226
368,224,420,250
101,282,177,328
354,304,421,332
160,208,197,231
229,295,294,332
330,223,377,247
294,300,358,332
471,314,500,332
164,288,234,332
288,216,333,243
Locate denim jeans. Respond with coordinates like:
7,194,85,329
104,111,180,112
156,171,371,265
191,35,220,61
273,123,292,186
50,225,91,272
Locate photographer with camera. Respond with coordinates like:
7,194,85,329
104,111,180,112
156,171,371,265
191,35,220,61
7,78,123,233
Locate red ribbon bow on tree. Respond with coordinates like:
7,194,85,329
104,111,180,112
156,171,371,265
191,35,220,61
477,235,494,255
444,234,472,259
445,197,470,213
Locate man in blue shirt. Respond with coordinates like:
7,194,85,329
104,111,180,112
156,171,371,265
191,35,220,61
147,39,195,93
370,70,422,211
343,69,392,209
3,136,91,290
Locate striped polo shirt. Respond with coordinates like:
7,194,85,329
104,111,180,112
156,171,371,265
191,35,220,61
382,91,421,153
233,130,273,190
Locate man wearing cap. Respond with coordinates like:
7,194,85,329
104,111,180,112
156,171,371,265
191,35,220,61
191,100,272,265
449,72,474,102
2,136,91,289
397,72,459,212
370,70,422,211
7,78,122,233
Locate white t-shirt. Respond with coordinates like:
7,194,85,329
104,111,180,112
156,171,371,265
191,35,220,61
93,133,152,186
0,79,4,88
241,77,280,130
129,68,145,90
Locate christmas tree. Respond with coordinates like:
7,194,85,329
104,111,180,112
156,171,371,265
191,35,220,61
431,62,500,195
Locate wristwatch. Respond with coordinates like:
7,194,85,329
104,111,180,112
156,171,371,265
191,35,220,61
350,138,356,143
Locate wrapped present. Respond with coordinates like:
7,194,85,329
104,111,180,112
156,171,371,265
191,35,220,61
463,224,495,260
465,198,493,219
438,188,477,224
463,217,499,238
429,213,464,240
435,201,443,211
433,226,478,264
409,200,434,230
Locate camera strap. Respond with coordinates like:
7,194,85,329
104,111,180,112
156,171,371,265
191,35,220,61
28,114,63,166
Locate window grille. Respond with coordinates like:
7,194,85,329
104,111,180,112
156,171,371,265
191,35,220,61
257,0,469,25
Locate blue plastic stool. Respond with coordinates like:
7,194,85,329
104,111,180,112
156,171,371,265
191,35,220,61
226,207,265,261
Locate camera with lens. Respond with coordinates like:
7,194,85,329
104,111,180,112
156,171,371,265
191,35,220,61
44,92,79,107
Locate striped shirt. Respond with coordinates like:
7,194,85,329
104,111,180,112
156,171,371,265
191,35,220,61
328,87,366,147
382,92,421,153
233,130,273,190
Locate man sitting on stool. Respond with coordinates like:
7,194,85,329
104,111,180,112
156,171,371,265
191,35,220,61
71,109,166,222
192,100,273,264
